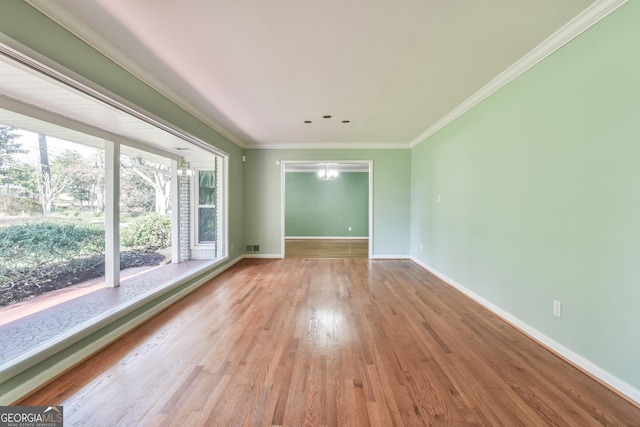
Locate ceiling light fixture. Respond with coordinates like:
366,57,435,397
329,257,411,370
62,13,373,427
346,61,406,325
323,115,332,119
341,120,350,123
318,163,338,181
304,120,312,123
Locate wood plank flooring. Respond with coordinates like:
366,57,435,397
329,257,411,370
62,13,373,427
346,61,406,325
20,259,640,426
285,239,368,258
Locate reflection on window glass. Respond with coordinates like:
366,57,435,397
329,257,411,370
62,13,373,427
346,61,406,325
198,170,216,205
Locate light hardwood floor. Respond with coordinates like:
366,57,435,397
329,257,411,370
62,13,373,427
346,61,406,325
285,239,368,258
20,259,640,426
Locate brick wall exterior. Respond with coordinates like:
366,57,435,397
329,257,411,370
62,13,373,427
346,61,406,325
179,165,191,261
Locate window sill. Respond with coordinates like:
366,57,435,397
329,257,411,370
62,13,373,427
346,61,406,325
0,255,233,387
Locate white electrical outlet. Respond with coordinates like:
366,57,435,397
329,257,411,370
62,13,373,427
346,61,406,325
553,300,562,318
437,195,441,203
420,244,423,252
348,227,352,231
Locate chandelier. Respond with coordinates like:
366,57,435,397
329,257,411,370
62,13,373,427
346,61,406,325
318,163,339,181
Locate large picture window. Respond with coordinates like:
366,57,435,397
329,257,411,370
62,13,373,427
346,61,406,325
0,48,228,374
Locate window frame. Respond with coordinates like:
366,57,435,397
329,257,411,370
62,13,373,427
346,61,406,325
0,41,232,394
190,158,227,259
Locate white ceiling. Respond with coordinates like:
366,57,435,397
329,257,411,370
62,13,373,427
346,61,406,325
26,0,612,149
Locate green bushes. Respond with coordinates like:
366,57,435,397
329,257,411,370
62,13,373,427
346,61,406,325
121,214,171,251
0,215,171,305
0,222,104,289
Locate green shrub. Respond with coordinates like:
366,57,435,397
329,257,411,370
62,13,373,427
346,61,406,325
121,214,171,251
0,221,104,289
0,194,42,216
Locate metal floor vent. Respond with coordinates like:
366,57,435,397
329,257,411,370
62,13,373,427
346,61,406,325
245,245,260,252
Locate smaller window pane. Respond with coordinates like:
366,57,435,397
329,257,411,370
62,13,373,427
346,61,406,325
198,207,217,243
198,170,216,205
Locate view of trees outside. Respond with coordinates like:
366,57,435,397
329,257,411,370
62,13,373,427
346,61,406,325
0,124,173,308
120,155,171,215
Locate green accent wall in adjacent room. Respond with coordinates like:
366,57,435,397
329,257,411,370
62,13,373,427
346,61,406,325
5,0,638,407
285,172,369,237
244,149,410,257
410,2,640,392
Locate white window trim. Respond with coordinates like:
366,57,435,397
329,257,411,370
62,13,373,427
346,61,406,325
0,39,232,397
190,160,228,258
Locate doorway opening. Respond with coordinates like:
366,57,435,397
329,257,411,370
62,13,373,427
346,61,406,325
280,161,373,258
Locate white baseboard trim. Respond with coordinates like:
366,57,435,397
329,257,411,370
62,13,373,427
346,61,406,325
243,254,283,259
371,255,410,259
285,236,369,240
0,255,245,405
409,256,640,406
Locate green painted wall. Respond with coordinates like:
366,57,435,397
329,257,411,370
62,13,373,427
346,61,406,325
9,0,637,405
244,149,410,256
285,172,369,237
411,2,640,391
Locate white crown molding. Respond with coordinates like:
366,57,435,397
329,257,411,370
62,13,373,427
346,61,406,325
409,0,628,148
26,0,627,151
25,0,249,149
410,256,640,406
243,141,410,150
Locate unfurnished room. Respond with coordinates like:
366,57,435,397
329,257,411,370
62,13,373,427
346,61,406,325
0,1,639,425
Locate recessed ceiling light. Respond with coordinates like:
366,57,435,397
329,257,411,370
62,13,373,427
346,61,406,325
173,147,192,151
341,120,350,123
323,115,332,119
304,120,312,123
